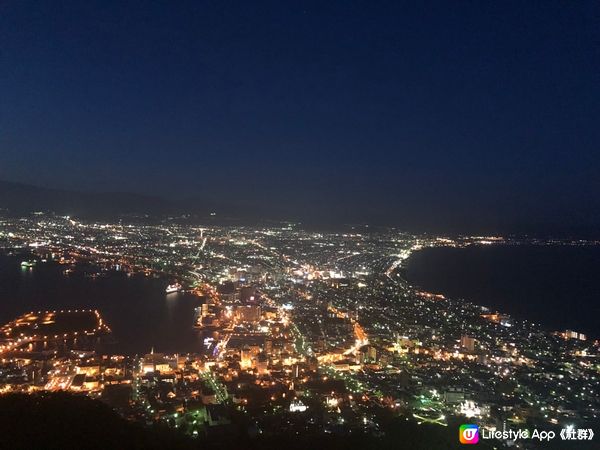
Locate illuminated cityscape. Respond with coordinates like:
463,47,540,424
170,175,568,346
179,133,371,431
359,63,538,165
0,214,597,448
1,1,599,448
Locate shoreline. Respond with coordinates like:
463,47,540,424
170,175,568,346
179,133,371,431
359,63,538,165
402,243,600,338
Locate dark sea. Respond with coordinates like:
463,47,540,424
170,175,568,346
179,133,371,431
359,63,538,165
405,245,600,337
0,254,204,355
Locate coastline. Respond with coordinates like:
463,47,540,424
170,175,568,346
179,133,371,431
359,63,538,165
402,243,600,338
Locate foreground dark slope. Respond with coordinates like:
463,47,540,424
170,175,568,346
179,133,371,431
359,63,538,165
0,393,193,450
0,392,483,450
3,392,596,449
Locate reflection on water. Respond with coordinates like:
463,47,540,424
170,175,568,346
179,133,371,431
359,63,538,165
0,254,205,355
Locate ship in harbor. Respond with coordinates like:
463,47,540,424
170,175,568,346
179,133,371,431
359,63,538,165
165,282,182,294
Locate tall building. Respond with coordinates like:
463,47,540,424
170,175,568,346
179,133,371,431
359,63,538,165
460,335,476,352
240,285,257,303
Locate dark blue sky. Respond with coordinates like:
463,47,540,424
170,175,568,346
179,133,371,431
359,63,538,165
1,1,599,232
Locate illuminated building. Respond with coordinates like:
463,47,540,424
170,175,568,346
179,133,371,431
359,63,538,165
460,335,476,352
256,352,269,375
141,350,171,374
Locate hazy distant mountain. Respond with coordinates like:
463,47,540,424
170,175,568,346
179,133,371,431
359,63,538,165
0,180,597,235
0,180,180,217
0,180,273,223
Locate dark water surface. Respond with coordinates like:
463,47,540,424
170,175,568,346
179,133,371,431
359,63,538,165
0,255,204,355
405,245,600,337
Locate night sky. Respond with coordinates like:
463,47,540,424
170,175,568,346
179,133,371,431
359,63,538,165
1,1,599,232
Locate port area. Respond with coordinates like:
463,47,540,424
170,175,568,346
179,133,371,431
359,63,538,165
0,309,111,356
